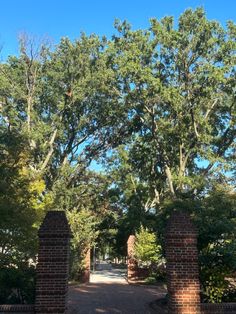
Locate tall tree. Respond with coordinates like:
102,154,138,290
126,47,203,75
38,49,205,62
105,8,235,209
0,34,120,280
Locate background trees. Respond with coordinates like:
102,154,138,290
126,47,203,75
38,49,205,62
0,33,117,301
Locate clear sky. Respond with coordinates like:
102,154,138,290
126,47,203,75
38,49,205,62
0,0,235,60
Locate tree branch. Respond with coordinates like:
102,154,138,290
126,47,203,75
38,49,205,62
204,98,218,120
39,129,58,173
164,163,176,198
190,108,200,139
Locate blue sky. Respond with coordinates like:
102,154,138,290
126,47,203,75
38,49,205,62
0,0,235,60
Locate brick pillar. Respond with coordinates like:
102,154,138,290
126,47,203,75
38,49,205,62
81,248,90,283
127,235,138,281
165,211,201,314
35,211,71,314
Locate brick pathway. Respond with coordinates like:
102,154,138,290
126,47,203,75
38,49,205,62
68,267,166,314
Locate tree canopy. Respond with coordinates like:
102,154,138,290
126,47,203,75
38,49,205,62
0,7,235,303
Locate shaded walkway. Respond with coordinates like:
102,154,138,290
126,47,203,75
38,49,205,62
68,267,166,314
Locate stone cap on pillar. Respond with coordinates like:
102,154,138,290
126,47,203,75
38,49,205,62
166,210,197,237
38,211,72,238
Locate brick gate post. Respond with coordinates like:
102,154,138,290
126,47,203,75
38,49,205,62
81,248,90,283
35,211,71,314
165,211,201,314
127,235,138,281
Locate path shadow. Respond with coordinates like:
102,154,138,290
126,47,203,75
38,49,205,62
68,282,166,314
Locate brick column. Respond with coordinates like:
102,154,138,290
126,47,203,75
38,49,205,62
127,235,138,281
35,211,71,314
165,211,201,314
81,248,90,283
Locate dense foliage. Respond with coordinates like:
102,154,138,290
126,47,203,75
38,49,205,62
0,8,235,303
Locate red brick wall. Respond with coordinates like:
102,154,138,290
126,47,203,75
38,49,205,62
129,267,150,280
165,211,201,314
201,303,236,313
0,304,34,313
35,211,71,314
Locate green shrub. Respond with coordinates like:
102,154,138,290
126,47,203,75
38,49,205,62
201,266,230,303
222,286,236,302
134,226,162,267
0,266,36,304
154,265,166,281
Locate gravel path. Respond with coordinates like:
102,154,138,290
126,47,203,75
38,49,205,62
68,267,166,314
